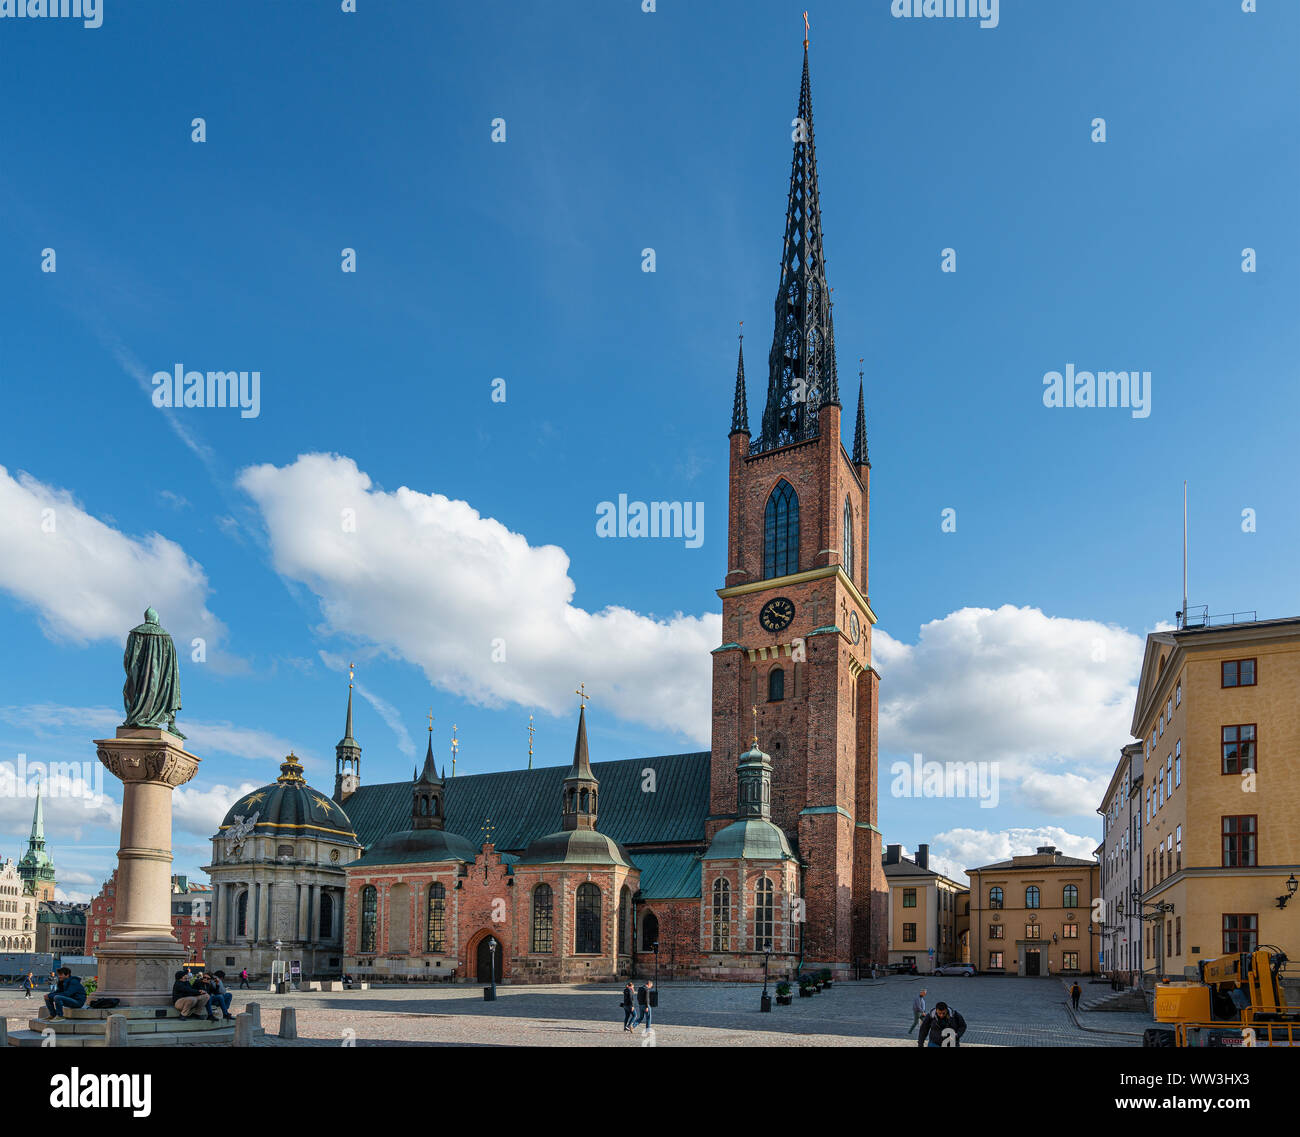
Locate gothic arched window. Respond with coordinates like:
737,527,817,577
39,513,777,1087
532,884,553,953
641,911,659,952
768,667,785,702
712,878,731,951
359,885,378,953
576,883,601,954
619,886,630,955
426,883,446,952
754,877,774,952
842,496,854,581
764,480,800,579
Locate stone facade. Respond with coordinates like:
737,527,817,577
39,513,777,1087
0,858,36,951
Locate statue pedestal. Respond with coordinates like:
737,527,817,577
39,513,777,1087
92,727,200,1006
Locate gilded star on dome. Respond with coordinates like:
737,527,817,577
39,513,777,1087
312,795,334,814
243,792,266,807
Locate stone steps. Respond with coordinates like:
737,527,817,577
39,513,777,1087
6,1004,265,1047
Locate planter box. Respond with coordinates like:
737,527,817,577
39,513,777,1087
776,995,792,1005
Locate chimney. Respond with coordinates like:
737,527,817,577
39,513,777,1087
885,844,902,865
916,844,930,870
1036,845,1059,858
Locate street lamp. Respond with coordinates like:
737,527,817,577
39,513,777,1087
1276,874,1298,910
274,939,285,992
760,940,773,1013
651,940,659,1007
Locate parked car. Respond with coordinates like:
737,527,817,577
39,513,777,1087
933,962,976,977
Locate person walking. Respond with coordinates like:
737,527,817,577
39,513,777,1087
1070,981,1082,1011
21,971,34,999
908,988,928,1034
621,981,636,1031
634,980,654,1033
238,967,251,990
917,1001,967,1048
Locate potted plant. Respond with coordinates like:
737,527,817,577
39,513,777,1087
776,980,792,1005
798,976,814,997
819,968,833,989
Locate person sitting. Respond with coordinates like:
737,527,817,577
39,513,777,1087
172,970,216,1021
43,968,88,1020
208,970,235,1019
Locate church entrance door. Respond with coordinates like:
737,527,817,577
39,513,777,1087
475,934,503,982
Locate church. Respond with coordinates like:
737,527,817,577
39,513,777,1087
210,41,887,985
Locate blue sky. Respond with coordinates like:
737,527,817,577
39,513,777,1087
0,0,1296,897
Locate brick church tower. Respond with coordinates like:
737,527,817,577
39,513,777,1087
708,41,886,973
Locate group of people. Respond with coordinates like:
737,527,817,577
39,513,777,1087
171,969,236,1021
620,980,655,1034
42,968,88,1019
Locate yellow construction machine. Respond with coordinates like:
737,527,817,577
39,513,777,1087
1144,946,1299,1046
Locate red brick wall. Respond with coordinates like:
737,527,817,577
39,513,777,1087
711,404,879,972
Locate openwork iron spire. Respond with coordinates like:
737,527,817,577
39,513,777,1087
731,331,750,435
755,43,840,454
852,370,868,465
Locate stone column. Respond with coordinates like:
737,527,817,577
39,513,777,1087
93,727,200,1006
310,883,321,944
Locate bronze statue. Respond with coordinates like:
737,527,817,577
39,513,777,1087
121,607,185,737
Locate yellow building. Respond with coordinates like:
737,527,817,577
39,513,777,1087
968,846,1100,976
883,844,967,971
1131,616,1300,979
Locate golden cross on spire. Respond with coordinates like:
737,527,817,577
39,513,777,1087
859,356,865,381
575,683,591,710
451,723,458,776
348,660,355,687
528,714,536,770
803,10,810,48
739,319,744,343
427,707,434,733
751,704,760,748
480,817,495,841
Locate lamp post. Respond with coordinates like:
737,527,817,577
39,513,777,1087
274,939,285,993
651,940,659,1007
484,936,498,1001
1276,874,1298,909
760,940,772,1013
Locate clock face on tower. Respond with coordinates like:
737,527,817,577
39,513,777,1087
759,597,796,634
849,611,861,644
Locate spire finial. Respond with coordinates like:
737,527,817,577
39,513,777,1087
803,9,810,49
451,723,458,777
751,704,760,748
575,683,591,710
528,713,536,770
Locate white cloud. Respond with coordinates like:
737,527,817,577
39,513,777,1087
0,704,316,768
173,781,261,843
875,605,1143,816
0,466,225,650
239,454,718,743
934,825,1101,880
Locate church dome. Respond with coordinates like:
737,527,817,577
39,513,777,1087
703,818,796,862
516,828,635,868
218,754,360,846
350,826,480,868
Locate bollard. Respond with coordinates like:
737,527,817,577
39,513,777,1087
0,1017,7,1049
105,1013,129,1047
245,1002,261,1030
233,1013,254,1047
278,1007,298,1040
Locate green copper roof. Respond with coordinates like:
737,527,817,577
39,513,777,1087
350,826,484,868
630,851,702,899
703,818,796,862
341,752,710,854
515,829,634,868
